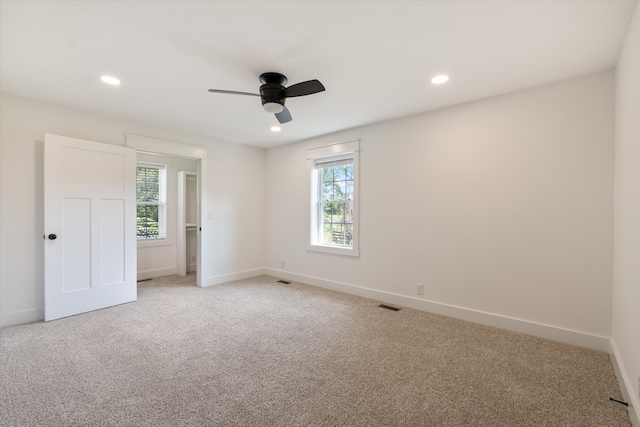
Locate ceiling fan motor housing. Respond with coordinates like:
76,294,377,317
259,72,287,113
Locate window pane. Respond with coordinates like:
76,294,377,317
345,164,354,180
319,198,351,246
322,203,333,222
137,167,159,203
331,223,344,245
331,203,344,223
320,164,354,203
322,182,334,201
344,223,353,245
136,164,166,240
322,167,334,182
346,180,353,200
137,204,159,239
334,180,347,201
344,201,354,224
322,223,332,244
321,202,343,223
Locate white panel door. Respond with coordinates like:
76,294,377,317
44,134,137,321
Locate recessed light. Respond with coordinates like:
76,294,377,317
431,75,449,85
100,75,121,86
270,126,281,132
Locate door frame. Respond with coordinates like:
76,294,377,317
177,170,198,276
126,134,208,287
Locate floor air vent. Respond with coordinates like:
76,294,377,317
277,280,291,284
378,304,400,311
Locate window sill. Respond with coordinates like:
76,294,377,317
307,244,359,257
137,238,172,249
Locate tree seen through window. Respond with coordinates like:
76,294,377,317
136,164,166,240
320,162,354,246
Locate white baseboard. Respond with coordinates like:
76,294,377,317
137,267,177,281
0,268,613,357
204,268,266,287
610,339,640,426
0,307,44,327
264,268,611,353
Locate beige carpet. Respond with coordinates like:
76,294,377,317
0,274,631,426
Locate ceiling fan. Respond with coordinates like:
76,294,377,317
208,72,325,124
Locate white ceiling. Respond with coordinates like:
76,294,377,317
1,1,637,148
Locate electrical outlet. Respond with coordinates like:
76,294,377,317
191,256,196,262
281,261,285,269
416,284,424,296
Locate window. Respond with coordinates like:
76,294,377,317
316,157,354,246
308,140,359,256
136,163,167,240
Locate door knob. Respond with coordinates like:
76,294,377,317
48,234,57,240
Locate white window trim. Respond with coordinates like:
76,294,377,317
136,162,170,248
307,139,360,257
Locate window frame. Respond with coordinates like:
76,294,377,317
308,139,360,257
136,162,168,247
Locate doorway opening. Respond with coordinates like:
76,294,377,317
127,135,208,287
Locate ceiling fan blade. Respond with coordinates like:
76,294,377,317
282,80,325,98
275,106,292,124
208,89,260,97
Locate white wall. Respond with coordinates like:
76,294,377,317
0,92,265,326
613,2,640,423
136,153,197,280
266,70,615,351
